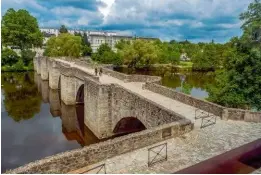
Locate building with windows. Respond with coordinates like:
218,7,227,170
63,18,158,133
40,28,157,52
87,31,132,52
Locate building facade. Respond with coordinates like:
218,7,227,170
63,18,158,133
40,28,156,53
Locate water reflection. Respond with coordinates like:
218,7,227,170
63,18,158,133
1,72,41,122
1,72,100,172
114,67,215,99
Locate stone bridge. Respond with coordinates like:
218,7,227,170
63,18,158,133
34,56,261,140
6,56,261,174
34,56,195,139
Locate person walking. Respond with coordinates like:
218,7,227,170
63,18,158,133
95,67,98,76
99,67,103,76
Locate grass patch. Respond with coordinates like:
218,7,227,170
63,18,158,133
178,61,193,68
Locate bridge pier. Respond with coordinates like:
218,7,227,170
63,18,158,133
49,89,61,117
41,80,49,103
48,60,61,89
61,103,77,133
84,77,113,139
40,56,49,80
60,69,76,105
36,57,41,74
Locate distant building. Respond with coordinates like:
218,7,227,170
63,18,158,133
40,28,157,53
87,31,132,52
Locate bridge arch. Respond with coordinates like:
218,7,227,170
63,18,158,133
76,84,85,135
113,117,146,136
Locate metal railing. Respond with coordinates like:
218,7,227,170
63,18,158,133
148,143,167,167
83,164,106,174
195,109,217,128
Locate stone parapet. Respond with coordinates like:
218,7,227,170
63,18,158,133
6,119,192,174
143,82,261,123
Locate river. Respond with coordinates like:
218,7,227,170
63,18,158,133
1,70,215,172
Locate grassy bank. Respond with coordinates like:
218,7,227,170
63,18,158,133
1,65,34,72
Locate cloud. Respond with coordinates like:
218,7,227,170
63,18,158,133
1,0,253,42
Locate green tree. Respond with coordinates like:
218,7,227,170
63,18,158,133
59,25,68,33
44,33,82,58
120,40,161,68
21,49,36,66
92,43,122,65
208,0,261,110
1,48,20,66
1,8,43,49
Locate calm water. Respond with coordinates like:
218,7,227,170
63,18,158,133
1,70,215,172
1,72,99,172
113,67,215,99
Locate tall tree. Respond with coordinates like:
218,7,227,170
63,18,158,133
208,0,261,110
1,8,43,49
44,33,82,58
59,25,68,33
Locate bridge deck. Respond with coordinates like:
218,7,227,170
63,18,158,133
59,59,216,128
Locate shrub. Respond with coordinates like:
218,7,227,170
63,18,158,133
1,48,20,66
21,49,36,66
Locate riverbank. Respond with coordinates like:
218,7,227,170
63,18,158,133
1,65,34,72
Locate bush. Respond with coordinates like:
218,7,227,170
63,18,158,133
1,48,20,66
13,59,25,71
21,49,36,66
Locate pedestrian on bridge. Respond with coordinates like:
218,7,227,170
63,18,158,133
95,67,98,76
99,68,103,76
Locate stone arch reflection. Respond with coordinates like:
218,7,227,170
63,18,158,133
60,102,100,147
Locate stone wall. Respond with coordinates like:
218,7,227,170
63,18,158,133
48,59,61,89
224,108,261,123
40,56,49,80
103,67,128,81
144,82,261,123
144,82,224,117
7,119,192,174
111,84,187,131
102,67,162,83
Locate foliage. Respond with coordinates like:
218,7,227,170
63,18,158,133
59,25,68,33
92,43,122,65
1,8,43,49
21,49,36,66
208,0,261,110
118,39,161,68
74,32,92,56
1,48,20,66
44,33,82,58
2,72,41,122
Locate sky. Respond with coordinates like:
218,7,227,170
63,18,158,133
1,0,253,43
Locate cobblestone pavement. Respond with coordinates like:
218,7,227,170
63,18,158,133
78,120,260,174
59,59,213,127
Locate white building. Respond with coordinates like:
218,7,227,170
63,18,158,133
40,28,157,52
87,31,132,52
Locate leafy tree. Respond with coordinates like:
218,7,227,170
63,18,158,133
1,8,43,49
92,43,122,65
119,40,161,68
21,49,36,66
59,25,68,33
1,48,20,66
208,0,261,110
44,33,82,58
74,32,92,56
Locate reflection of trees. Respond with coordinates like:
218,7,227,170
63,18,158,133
2,72,41,122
